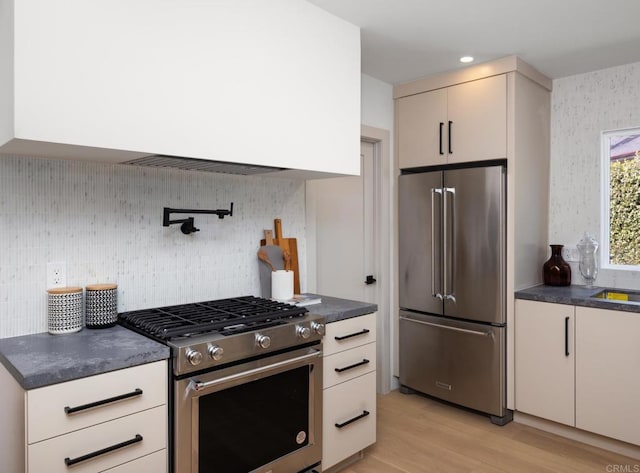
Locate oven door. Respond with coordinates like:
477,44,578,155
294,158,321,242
175,345,322,473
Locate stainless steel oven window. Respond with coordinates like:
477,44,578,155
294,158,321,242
175,346,323,473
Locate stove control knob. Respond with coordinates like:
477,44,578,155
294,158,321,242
311,322,326,336
185,348,203,366
208,345,224,361
255,334,271,349
297,325,311,339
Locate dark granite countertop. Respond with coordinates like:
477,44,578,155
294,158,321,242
515,284,640,313
0,325,170,390
0,294,374,390
302,294,377,323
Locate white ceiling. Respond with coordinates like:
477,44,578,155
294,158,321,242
308,0,640,84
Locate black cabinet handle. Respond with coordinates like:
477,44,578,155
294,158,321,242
334,329,370,341
439,122,444,155
64,434,143,466
335,359,370,373
64,388,143,415
448,120,453,154
565,316,570,357
335,410,370,429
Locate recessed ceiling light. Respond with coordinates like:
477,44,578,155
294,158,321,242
460,56,474,63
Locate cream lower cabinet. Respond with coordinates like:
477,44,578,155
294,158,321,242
515,300,575,426
323,313,377,470
101,451,167,473
575,306,640,446
1,360,168,473
515,300,640,447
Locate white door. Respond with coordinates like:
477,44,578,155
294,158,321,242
306,141,376,303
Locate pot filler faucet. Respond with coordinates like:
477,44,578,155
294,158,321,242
163,203,234,234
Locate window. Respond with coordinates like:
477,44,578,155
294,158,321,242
601,127,640,269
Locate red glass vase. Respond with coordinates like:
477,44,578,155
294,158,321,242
543,244,571,286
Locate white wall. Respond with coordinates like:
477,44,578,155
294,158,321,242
550,60,640,288
361,73,394,132
0,156,306,338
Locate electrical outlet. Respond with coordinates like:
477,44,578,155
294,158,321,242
47,262,67,288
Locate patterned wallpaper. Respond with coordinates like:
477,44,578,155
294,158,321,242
550,60,640,288
0,156,306,338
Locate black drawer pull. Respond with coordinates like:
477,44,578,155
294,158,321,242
565,316,570,357
334,329,370,341
64,388,143,415
439,122,444,155
335,410,370,429
335,359,370,373
64,434,143,466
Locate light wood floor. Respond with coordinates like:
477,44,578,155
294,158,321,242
339,390,640,473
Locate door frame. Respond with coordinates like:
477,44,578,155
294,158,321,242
361,125,393,394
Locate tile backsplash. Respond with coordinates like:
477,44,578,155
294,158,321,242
550,60,640,288
0,156,306,338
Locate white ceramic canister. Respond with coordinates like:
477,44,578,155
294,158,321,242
85,284,118,328
47,286,83,334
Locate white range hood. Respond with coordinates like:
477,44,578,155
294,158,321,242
0,0,361,177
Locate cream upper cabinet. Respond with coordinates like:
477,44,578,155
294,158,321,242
397,75,507,169
397,89,448,168
575,306,640,446
0,0,360,176
515,300,575,426
446,75,507,165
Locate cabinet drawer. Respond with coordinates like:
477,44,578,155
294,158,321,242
323,371,376,470
28,405,167,473
324,313,376,356
324,342,376,389
27,360,167,443
101,449,167,473
400,313,505,416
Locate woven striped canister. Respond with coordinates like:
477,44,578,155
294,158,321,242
47,287,83,335
85,284,118,328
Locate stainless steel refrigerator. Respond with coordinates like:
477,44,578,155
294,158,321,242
398,163,512,425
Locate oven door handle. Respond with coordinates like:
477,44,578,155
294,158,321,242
190,349,322,392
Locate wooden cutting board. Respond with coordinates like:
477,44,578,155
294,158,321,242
260,219,300,294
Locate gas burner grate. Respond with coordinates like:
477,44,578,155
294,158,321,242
118,296,308,340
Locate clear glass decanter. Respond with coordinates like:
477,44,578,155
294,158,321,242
577,233,599,288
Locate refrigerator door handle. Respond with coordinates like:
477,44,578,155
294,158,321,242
401,315,494,338
431,188,443,300
443,187,456,301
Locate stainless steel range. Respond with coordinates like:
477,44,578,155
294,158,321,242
119,296,325,473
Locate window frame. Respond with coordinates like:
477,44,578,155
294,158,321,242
600,126,640,271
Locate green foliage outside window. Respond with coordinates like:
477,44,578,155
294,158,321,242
609,156,640,265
